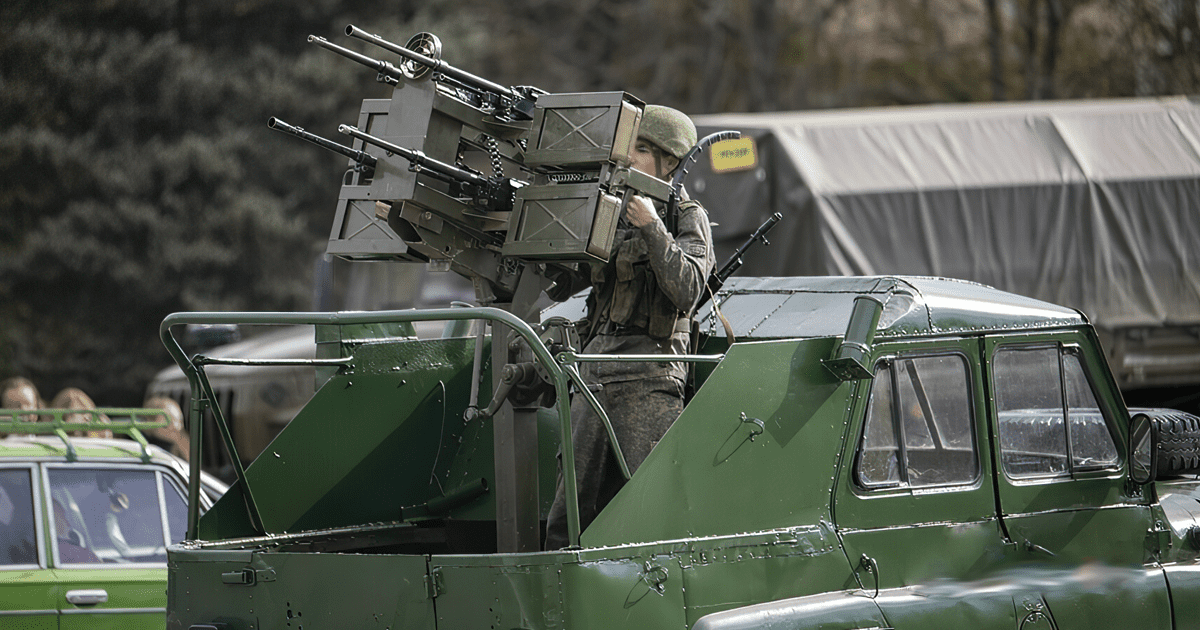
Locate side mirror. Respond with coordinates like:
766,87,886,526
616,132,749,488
1129,412,1157,484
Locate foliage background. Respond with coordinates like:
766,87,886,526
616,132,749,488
1,0,1197,405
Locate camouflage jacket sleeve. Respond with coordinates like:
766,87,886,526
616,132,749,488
639,200,716,313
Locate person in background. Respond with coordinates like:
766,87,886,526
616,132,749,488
51,388,111,438
144,396,190,461
1,377,43,422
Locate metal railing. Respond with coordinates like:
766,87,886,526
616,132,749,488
161,308,724,549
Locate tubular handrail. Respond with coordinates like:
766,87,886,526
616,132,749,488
160,308,579,545
161,309,727,549
554,351,725,482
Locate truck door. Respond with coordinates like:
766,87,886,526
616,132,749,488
983,331,1171,629
834,338,1016,629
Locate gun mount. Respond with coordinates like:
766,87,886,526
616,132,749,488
293,28,705,293
267,28,747,552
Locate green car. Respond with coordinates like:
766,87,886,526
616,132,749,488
0,411,225,629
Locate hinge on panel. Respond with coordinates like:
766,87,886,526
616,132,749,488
1147,504,1172,561
425,567,444,599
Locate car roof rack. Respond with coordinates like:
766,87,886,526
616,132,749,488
0,408,170,464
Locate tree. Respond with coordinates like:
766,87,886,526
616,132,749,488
0,0,401,404
1118,0,1200,95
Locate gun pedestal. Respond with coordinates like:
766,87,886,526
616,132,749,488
488,267,546,553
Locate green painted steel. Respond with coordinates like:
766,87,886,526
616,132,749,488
0,409,169,464
584,337,849,546
160,307,581,544
164,276,1200,630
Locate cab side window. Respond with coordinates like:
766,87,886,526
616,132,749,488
857,354,978,489
0,468,38,566
994,345,1119,479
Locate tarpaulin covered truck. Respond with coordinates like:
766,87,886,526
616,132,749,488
691,97,1200,394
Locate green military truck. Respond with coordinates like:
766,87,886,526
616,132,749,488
163,27,1200,630
165,275,1200,629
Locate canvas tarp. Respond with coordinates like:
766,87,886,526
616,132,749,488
690,97,1200,334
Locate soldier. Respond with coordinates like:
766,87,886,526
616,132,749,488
544,105,715,550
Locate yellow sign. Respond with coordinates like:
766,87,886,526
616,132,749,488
709,137,757,173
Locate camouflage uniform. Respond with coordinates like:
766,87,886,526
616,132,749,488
545,184,716,549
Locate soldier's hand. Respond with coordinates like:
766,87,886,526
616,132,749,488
624,195,658,228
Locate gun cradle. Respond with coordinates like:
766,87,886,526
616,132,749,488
328,81,521,264
313,29,679,294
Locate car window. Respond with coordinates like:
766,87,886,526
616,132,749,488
857,353,978,489
47,467,170,565
994,345,1119,478
0,468,39,567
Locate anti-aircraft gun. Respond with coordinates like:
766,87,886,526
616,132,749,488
263,27,751,552
294,27,671,285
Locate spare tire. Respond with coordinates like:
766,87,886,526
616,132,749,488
1133,408,1200,478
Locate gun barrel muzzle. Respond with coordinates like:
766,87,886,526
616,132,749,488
269,117,376,167
308,34,404,84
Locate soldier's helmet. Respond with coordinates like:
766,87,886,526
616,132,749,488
640,105,697,161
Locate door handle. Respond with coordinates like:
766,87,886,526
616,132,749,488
65,589,108,606
857,554,880,598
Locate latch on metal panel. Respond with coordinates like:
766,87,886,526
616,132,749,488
221,569,255,585
220,566,277,586
641,560,669,595
425,567,444,599
739,412,765,441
